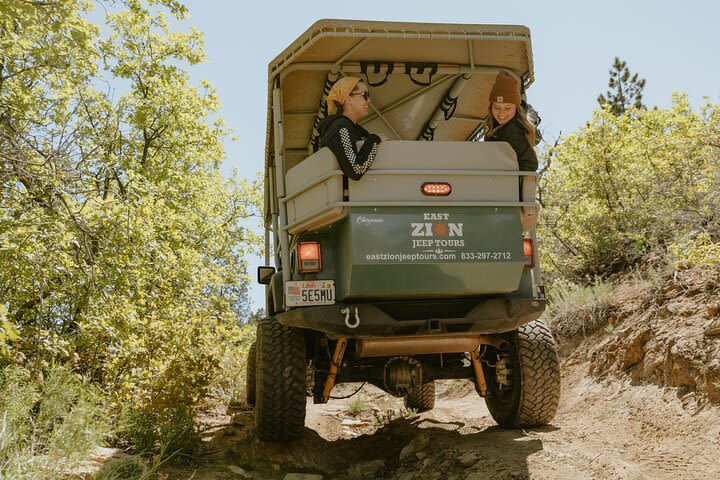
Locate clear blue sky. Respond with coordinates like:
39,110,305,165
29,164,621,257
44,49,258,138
94,1,720,310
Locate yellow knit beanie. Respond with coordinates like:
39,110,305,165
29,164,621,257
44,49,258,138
327,77,361,114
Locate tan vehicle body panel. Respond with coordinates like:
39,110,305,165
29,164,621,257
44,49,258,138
285,141,537,234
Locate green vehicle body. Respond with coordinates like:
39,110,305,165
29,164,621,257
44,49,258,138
253,19,559,442
264,139,545,336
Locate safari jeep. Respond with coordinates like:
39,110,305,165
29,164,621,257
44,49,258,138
248,19,560,442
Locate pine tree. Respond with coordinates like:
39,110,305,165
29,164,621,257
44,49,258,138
597,57,647,115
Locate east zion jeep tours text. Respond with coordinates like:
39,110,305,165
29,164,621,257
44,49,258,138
410,212,465,249
359,212,513,263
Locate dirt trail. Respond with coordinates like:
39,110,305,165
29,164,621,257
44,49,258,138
160,357,720,480
155,271,720,479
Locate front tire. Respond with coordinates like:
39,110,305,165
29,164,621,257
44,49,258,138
255,319,307,441
483,320,561,427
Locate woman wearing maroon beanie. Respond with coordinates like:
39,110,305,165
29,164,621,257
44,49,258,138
484,71,538,171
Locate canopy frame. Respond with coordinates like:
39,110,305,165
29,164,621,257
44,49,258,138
263,20,535,301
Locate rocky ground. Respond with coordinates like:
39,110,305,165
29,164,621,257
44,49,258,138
146,268,720,479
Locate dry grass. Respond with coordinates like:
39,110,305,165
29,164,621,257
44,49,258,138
0,365,107,480
345,395,371,416
545,278,615,341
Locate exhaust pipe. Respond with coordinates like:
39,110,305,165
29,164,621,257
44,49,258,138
355,334,507,358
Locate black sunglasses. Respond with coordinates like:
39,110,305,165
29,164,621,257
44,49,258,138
350,90,370,100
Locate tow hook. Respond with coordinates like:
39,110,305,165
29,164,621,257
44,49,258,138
341,306,360,329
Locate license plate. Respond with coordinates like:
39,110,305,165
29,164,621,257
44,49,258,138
285,280,336,307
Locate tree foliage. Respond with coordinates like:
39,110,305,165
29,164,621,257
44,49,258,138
1,0,260,416
597,57,647,116
540,94,720,278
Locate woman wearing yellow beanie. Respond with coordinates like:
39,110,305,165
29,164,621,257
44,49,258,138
483,71,538,171
317,77,382,180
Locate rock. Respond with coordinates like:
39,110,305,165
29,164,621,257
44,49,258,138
231,412,249,425
416,451,427,460
458,451,480,467
399,433,431,462
341,418,370,427
283,474,323,480
227,465,253,478
423,457,432,467
70,447,129,479
705,318,720,336
347,460,385,479
443,447,459,459
272,464,282,471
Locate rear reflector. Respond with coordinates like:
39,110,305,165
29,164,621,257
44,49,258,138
421,182,452,196
298,241,321,273
523,238,535,269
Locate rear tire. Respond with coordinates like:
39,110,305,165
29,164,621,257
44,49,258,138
404,381,435,412
245,342,256,406
483,320,560,427
255,318,306,441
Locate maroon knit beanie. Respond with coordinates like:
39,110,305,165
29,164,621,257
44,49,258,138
489,71,521,105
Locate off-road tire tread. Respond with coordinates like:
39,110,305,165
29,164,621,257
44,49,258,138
404,381,435,412
255,319,306,441
485,319,561,428
245,342,256,406
513,320,561,427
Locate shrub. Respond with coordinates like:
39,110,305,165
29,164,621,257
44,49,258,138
670,232,720,269
0,364,107,479
545,278,614,340
208,323,256,406
540,95,720,279
346,395,371,416
116,405,199,461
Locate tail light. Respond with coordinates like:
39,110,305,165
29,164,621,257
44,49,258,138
298,241,321,273
421,182,452,196
523,238,535,269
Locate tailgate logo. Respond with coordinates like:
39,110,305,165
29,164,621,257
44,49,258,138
411,213,464,249
410,222,463,237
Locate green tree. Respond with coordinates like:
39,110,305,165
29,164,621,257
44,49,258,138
540,94,720,278
597,57,647,115
1,0,260,415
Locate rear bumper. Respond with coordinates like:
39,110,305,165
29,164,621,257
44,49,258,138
276,297,546,338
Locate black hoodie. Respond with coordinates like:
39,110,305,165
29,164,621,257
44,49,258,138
486,114,538,171
317,113,381,180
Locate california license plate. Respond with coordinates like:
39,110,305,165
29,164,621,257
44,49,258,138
285,280,336,307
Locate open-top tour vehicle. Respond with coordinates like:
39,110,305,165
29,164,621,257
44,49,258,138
248,19,560,442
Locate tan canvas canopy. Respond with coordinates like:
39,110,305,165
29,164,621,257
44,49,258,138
263,19,535,258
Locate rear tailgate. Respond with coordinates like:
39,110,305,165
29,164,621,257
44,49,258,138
338,141,528,300
341,206,523,299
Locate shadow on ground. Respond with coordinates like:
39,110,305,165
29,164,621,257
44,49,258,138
183,408,547,479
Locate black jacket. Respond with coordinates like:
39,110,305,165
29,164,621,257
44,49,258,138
486,114,538,171
317,113,381,180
